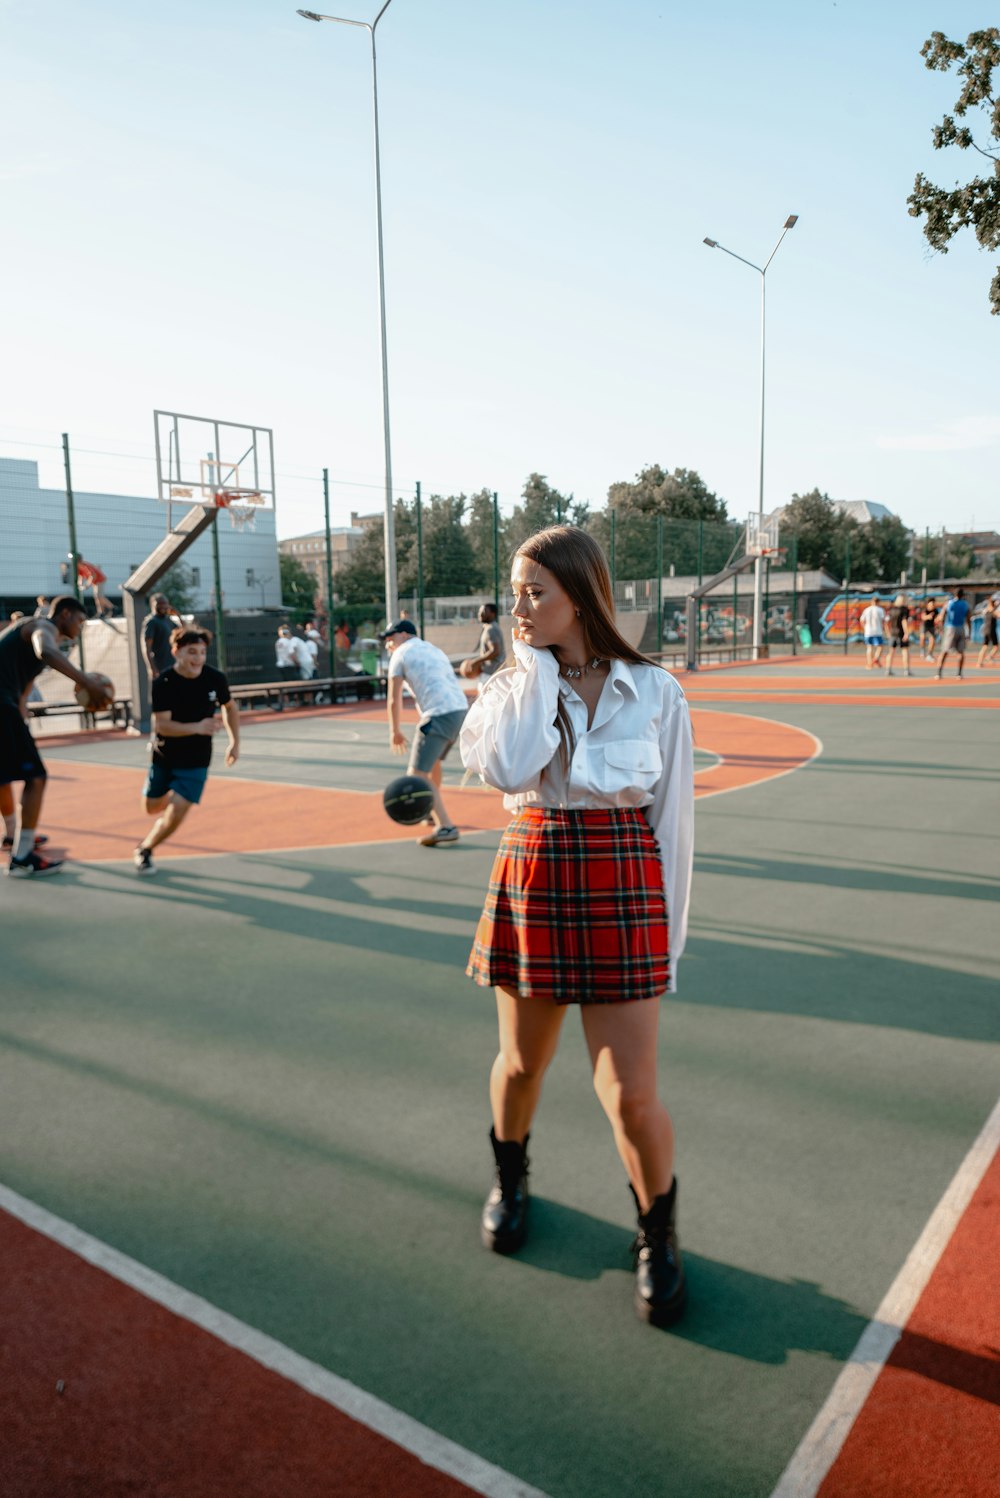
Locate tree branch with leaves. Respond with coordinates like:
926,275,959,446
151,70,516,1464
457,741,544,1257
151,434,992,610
907,28,1000,314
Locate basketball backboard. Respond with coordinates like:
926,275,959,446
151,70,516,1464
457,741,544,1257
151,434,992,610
153,410,276,527
746,511,780,556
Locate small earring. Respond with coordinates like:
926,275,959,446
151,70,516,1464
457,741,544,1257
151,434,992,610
575,610,581,617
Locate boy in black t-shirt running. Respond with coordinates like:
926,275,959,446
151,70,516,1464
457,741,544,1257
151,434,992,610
134,627,239,875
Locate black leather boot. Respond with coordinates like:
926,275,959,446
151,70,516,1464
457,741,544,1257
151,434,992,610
630,1180,686,1326
481,1128,530,1253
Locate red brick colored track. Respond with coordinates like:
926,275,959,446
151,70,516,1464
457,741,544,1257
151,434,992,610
0,1212,479,1498
817,1147,1000,1498
38,710,818,862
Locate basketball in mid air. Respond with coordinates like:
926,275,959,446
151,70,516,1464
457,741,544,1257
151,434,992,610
74,673,115,710
383,775,435,825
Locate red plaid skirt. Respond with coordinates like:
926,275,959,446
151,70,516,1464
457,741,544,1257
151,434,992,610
467,807,669,1004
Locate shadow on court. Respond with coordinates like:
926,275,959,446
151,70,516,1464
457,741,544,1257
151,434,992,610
695,850,999,905
512,1197,873,1365
61,852,1000,1046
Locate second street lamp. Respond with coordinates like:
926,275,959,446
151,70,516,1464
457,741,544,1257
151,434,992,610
703,214,798,658
298,4,399,622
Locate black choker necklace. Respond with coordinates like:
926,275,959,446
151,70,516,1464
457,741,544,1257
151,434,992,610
559,657,607,679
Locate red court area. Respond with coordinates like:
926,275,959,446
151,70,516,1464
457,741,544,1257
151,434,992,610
818,1145,1000,1498
0,1212,478,1498
39,710,818,863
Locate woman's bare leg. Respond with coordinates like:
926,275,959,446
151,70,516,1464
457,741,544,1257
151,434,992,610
582,999,674,1211
490,986,566,1142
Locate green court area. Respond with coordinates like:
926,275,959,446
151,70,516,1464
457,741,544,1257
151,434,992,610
3,671,998,1497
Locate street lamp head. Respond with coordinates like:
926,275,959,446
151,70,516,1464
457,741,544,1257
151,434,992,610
703,238,718,248
297,9,323,19
784,215,798,229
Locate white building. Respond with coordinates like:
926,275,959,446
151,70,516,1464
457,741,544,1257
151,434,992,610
0,456,281,612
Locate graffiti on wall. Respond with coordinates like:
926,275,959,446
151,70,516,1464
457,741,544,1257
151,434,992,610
818,591,990,645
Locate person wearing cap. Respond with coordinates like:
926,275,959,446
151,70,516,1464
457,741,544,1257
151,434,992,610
883,593,913,677
381,619,468,847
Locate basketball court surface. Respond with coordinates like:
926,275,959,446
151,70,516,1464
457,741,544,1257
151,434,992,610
3,653,998,1497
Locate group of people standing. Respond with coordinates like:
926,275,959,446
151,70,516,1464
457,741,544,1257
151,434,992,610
859,588,998,678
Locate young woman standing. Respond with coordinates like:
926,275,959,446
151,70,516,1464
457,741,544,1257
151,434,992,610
460,527,694,1327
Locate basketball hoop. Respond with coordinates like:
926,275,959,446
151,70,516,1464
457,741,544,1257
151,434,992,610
214,489,264,532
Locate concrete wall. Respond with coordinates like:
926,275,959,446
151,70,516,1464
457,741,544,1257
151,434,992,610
0,457,281,612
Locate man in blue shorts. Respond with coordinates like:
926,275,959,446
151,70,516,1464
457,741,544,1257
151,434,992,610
382,618,468,847
935,587,970,681
133,626,239,874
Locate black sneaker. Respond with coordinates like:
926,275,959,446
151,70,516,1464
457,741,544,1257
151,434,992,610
7,850,64,878
2,833,48,851
133,847,156,876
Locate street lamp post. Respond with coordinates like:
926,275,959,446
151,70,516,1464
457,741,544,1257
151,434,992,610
703,215,798,658
298,4,399,622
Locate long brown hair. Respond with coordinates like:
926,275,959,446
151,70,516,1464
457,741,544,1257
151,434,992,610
513,525,661,766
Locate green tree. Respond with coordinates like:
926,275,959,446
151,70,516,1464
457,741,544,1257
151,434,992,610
279,553,317,620
336,501,417,610
158,561,198,614
508,473,586,546
419,494,480,596
464,487,506,594
907,28,1000,314
780,490,847,573
913,530,975,579
849,515,913,583
606,464,729,523
592,465,730,579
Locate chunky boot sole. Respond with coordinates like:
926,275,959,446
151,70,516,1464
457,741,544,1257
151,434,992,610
481,1212,528,1254
634,1280,687,1327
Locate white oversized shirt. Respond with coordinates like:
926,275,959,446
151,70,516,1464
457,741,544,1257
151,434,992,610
460,639,694,992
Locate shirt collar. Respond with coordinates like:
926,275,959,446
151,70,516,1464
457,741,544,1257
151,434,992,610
557,656,641,703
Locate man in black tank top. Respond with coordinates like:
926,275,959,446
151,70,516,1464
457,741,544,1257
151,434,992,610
1,597,114,877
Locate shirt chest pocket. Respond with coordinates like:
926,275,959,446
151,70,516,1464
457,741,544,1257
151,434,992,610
599,739,663,794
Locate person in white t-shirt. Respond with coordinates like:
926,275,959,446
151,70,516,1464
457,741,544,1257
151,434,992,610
382,620,469,847
859,598,887,669
274,627,315,710
459,525,694,1329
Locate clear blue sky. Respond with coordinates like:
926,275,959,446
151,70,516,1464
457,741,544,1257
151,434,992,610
2,0,997,541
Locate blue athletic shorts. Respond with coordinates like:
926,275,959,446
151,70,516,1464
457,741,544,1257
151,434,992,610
143,762,209,805
864,634,884,647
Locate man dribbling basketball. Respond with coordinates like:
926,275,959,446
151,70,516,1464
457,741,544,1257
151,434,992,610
1,597,113,877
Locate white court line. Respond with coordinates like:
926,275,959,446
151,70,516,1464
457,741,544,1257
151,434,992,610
692,711,824,802
768,1096,1000,1498
0,1183,550,1498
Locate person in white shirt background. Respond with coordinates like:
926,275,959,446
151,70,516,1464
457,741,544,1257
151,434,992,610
383,619,469,847
859,596,887,670
460,526,694,1328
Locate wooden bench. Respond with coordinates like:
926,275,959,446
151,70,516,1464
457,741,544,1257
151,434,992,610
227,673,387,713
28,697,134,731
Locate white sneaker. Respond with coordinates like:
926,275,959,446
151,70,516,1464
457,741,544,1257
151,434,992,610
418,825,460,847
133,847,156,875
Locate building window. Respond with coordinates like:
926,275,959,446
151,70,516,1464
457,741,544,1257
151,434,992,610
191,568,200,587
246,568,256,588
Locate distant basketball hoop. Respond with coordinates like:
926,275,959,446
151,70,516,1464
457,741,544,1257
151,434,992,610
746,511,781,557
214,489,265,532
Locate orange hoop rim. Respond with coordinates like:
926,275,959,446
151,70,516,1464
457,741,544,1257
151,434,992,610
214,488,265,508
